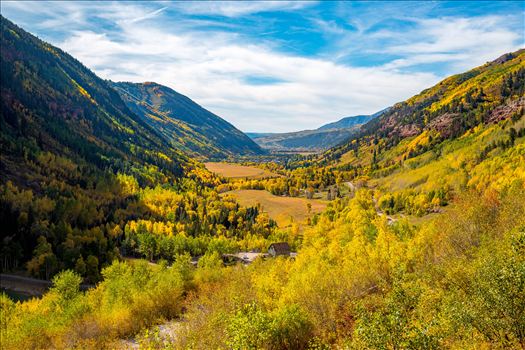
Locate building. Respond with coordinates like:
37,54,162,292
268,242,291,257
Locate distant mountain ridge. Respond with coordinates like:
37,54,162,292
113,82,263,159
318,109,388,131
248,111,386,152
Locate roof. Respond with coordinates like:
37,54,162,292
268,242,290,254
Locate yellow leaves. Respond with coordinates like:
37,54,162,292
289,222,300,240
301,215,332,247
1,181,34,212
146,112,164,122
116,173,139,196
372,217,408,276
251,259,290,309
109,224,123,238
216,183,231,193
402,130,433,160
156,152,172,163
75,82,94,102
8,28,20,39
468,143,525,192
19,297,44,314
140,186,184,217
57,65,98,106
34,196,56,215
372,118,525,196
126,219,175,237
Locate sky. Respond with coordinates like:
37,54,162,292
1,1,524,132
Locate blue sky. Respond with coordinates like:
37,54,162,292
1,1,524,132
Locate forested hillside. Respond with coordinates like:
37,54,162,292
323,49,525,162
160,50,525,349
0,16,275,282
1,15,187,277
113,82,263,159
0,16,188,185
233,49,524,217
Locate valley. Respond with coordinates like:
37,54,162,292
1,10,525,350
247,111,383,153
204,162,280,179
225,189,327,227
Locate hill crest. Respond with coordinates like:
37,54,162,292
113,81,264,159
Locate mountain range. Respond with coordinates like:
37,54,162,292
0,16,187,188
247,110,385,152
2,13,523,187
318,109,388,130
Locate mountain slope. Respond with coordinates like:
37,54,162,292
0,15,206,276
0,16,190,188
318,109,387,131
249,112,384,152
113,82,263,159
323,49,525,163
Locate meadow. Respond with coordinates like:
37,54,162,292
225,189,327,227
204,162,280,179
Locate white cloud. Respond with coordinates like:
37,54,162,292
171,1,315,17
376,16,523,71
1,2,523,132
58,22,437,132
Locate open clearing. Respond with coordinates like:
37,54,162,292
205,162,280,179
225,189,327,227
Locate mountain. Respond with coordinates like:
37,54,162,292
112,82,263,159
248,128,359,152
323,49,525,163
245,132,274,139
248,112,384,152
0,16,270,283
318,109,387,131
0,16,191,189
0,15,210,274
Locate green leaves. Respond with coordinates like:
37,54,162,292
444,226,525,346
354,282,441,350
50,270,82,303
226,302,312,350
227,302,273,350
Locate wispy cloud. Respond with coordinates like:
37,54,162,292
380,16,523,71
171,1,316,17
1,1,523,132
57,15,437,132
123,6,167,24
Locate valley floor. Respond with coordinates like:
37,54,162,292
225,189,327,226
204,162,280,179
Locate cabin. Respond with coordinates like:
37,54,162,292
268,242,291,257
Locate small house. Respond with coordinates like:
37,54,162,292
268,242,291,257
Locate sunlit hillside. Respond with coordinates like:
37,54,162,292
114,82,264,159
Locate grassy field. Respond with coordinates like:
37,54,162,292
204,162,280,179
225,189,327,227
